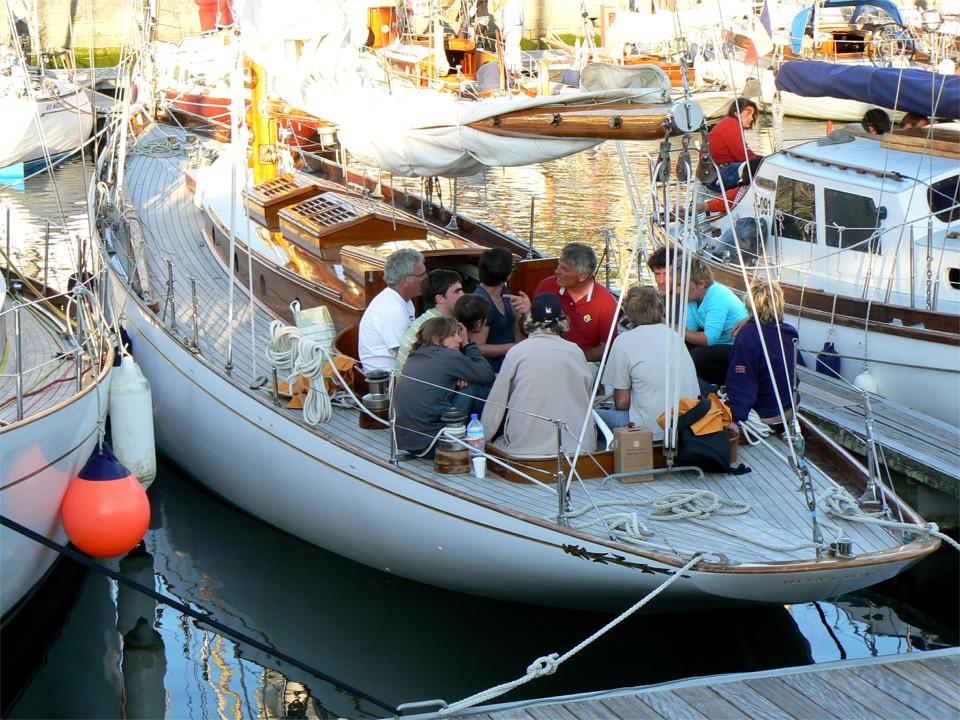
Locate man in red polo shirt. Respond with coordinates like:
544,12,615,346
534,242,618,362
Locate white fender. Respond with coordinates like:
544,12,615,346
109,355,157,488
854,369,880,394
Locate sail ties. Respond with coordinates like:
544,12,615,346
436,553,705,716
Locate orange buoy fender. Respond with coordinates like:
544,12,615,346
61,444,151,558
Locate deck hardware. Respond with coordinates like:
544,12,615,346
13,303,23,420
549,113,562,126
489,116,501,127
163,258,176,331
608,115,622,129
188,277,200,353
444,177,459,230
830,537,854,557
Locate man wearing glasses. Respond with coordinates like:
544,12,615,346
359,249,426,372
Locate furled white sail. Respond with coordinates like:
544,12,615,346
234,0,673,177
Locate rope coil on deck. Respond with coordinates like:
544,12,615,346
648,489,750,521
819,488,960,551
266,321,332,425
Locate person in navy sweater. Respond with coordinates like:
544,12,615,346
725,278,799,438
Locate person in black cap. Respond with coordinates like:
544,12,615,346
480,293,597,458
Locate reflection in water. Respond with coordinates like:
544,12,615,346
1,160,94,292
6,459,955,719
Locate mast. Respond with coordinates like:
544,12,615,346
247,57,277,185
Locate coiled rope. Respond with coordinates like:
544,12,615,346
819,487,960,551
127,136,182,158
266,321,332,425
438,553,705,715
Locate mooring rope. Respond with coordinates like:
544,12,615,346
0,514,396,715
437,553,705,715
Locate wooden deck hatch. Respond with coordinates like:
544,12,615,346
242,174,321,230
882,127,960,160
278,192,427,260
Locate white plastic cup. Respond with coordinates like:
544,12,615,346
472,456,486,479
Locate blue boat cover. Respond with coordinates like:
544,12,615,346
775,61,960,119
789,0,906,53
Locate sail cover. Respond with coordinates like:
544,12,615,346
775,61,960,119
233,0,672,177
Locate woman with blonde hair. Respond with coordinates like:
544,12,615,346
725,277,799,437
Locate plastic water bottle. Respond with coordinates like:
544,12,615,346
465,413,485,457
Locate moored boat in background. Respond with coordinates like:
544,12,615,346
0,46,94,174
650,60,960,426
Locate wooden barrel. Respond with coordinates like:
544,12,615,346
435,448,471,474
359,406,390,430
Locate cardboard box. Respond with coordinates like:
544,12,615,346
613,426,653,478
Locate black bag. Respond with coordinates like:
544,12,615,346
709,216,767,265
674,397,751,475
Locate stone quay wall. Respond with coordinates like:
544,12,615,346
0,0,202,49
1,0,604,51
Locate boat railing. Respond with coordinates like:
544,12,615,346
0,277,110,423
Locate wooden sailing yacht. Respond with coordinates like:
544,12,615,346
1,248,114,619
86,2,945,613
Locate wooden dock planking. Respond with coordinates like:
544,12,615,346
459,650,959,720
798,366,960,501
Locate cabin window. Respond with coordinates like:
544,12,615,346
259,274,267,296
824,189,880,253
774,177,816,243
929,175,960,224
948,267,960,291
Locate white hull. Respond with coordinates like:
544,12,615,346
761,90,885,122
110,285,927,610
788,312,959,427
0,86,94,168
94,114,942,610
0,393,105,617
0,277,113,619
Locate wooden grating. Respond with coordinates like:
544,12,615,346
242,174,321,230
283,193,365,235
